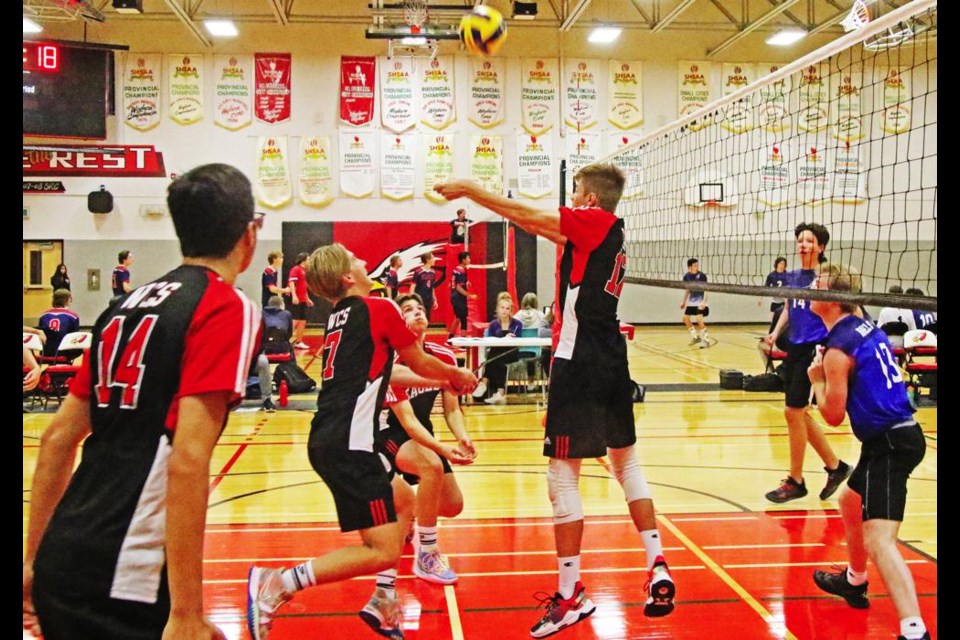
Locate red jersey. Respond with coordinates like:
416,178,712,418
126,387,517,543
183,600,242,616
287,264,308,301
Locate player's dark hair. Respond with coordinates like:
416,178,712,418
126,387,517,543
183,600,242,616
167,164,255,258
687,258,699,268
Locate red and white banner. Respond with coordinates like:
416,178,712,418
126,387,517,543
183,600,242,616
758,63,791,134
122,53,161,132
255,53,292,124
720,63,756,134
380,57,417,133
565,132,600,201
607,132,644,200
423,134,455,203
299,135,334,207
521,58,558,135
516,133,553,199
563,59,600,131
470,134,503,196
798,62,829,133
214,54,252,131
167,54,204,125
608,60,643,130
339,131,376,198
678,61,712,130
340,56,376,127
255,136,292,208
879,67,911,135
381,132,415,201
22,145,167,177
419,56,456,130
468,58,505,128
831,71,863,142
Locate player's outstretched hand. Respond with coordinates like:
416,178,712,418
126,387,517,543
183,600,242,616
434,180,477,201
450,367,478,395
458,436,477,459
23,563,42,638
807,348,825,384
441,445,475,466
162,614,227,640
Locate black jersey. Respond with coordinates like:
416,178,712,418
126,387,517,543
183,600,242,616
387,341,457,431
554,206,627,364
311,296,417,453
34,265,261,603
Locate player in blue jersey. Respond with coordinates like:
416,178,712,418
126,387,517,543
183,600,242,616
808,263,929,640
764,223,850,503
680,258,709,347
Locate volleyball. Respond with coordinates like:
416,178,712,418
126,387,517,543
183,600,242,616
459,6,507,56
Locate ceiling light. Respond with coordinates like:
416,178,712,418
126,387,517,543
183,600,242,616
23,17,43,34
588,26,622,44
204,20,238,37
401,36,427,45
766,29,806,45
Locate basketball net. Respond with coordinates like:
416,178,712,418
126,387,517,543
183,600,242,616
840,0,871,33
404,0,428,34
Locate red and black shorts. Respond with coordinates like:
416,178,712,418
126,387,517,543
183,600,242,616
308,443,396,533
849,423,925,522
544,358,636,459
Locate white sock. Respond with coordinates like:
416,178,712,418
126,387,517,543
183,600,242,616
846,566,868,586
418,525,438,550
641,530,664,570
282,561,317,593
557,555,580,599
700,329,708,338
688,327,697,336
376,568,398,600
899,617,926,639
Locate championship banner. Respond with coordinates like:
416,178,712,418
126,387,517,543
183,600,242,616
797,63,828,133
381,132,415,201
470,135,503,196
565,132,600,200
563,59,600,131
797,145,829,205
607,132,644,200
339,56,375,127
468,58,505,128
380,57,417,133
720,63,755,134
255,53,292,124
831,71,863,142
122,53,161,132
879,67,911,134
520,58,559,135
516,133,553,199
608,60,643,130
423,134,455,203
757,63,791,134
214,54,252,131
678,61,712,131
419,56,456,130
832,143,868,204
339,131,376,198
254,136,292,208
23,145,166,177
757,144,791,209
167,54,203,125
298,135,334,207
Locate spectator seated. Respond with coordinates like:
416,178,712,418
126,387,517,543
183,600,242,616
38,331,92,407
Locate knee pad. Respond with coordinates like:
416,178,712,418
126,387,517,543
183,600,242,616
546,458,583,524
607,447,652,502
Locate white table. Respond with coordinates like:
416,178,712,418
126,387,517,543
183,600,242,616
449,336,552,372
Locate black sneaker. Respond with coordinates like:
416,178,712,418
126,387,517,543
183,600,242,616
897,633,930,640
765,477,808,503
820,460,852,500
261,398,277,413
813,567,869,609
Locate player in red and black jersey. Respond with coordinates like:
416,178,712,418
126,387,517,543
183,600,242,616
246,243,476,640
436,163,676,638
25,164,263,640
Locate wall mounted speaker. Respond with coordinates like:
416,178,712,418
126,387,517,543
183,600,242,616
88,185,114,214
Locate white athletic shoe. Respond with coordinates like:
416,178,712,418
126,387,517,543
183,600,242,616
246,566,292,640
471,381,487,399
484,390,507,405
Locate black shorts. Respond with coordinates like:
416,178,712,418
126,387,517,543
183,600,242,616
770,302,785,313
544,358,636,459
451,296,468,324
33,572,170,640
291,302,308,321
308,441,396,532
378,419,452,486
781,343,817,408
684,305,709,317
848,423,925,522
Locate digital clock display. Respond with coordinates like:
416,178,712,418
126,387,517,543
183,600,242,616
23,42,61,73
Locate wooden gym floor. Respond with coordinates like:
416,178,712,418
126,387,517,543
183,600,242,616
22,324,937,640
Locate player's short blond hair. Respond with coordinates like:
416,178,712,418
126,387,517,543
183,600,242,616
306,243,352,302
575,163,626,214
818,262,862,313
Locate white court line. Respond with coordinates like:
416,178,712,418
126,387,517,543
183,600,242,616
724,559,927,569
444,585,465,640
202,547,689,564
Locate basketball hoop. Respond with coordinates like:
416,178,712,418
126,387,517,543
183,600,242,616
404,0,428,34
840,0,870,33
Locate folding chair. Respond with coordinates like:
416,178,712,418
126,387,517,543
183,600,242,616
902,329,937,402
39,331,92,407
505,328,546,400
880,320,910,363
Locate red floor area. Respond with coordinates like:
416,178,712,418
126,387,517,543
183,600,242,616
204,514,937,639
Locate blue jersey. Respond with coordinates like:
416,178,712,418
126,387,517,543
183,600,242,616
683,272,707,305
785,269,827,345
912,309,937,330
825,315,915,441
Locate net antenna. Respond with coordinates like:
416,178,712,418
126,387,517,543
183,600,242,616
840,0,871,32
